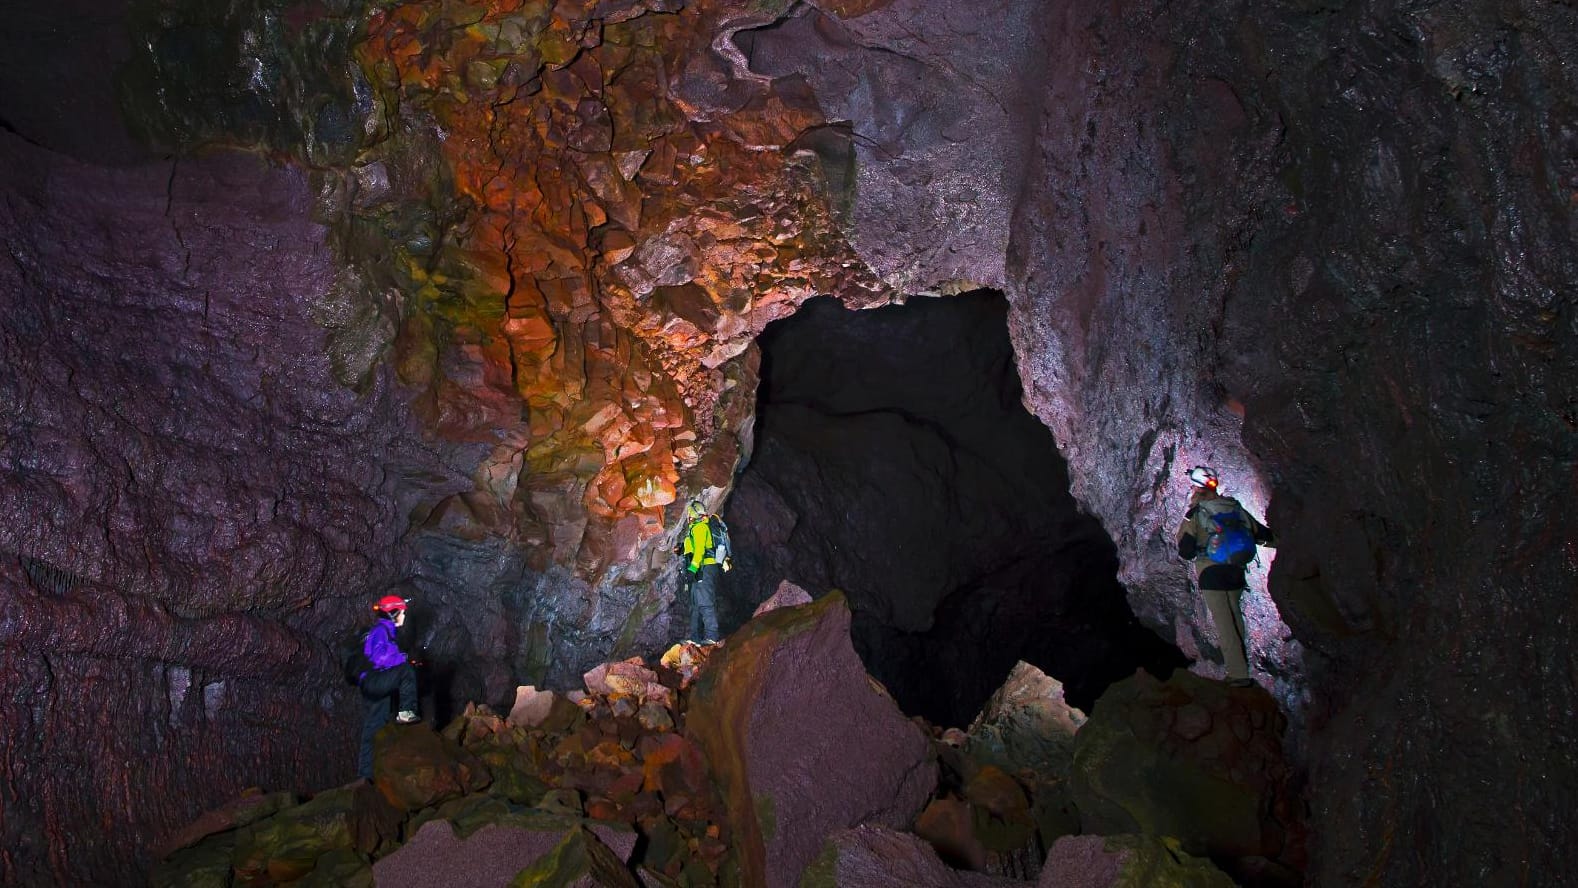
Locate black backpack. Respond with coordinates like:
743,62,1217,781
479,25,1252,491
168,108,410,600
339,628,374,686
706,514,731,562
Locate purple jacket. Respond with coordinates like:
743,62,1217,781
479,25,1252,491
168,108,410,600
363,619,407,671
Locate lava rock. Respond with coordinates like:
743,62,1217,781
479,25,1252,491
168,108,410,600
229,786,371,884
373,727,492,812
800,825,1027,888
751,579,815,617
965,661,1087,781
152,788,298,861
505,826,640,888
685,592,937,887
1036,835,1235,888
1068,670,1303,880
510,686,560,729
373,818,636,888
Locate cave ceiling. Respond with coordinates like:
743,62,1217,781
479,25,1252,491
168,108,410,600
119,0,912,581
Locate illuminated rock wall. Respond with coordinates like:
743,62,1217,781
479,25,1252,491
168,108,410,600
1,0,1575,884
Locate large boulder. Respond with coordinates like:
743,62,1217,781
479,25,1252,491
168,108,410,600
148,832,237,888
966,661,1087,780
505,826,640,888
230,784,397,884
1037,835,1236,888
373,725,492,811
373,817,637,888
685,592,937,887
752,579,815,618
1068,671,1303,881
151,788,298,860
801,825,1028,888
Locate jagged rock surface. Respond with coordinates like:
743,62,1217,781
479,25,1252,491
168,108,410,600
685,592,937,887
372,819,636,888
1036,835,1237,888
1068,671,1303,884
801,826,1026,888
1,0,1576,884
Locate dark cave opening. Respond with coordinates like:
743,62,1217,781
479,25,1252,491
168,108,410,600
723,292,1187,727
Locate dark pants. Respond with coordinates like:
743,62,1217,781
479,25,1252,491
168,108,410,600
688,563,721,643
358,663,416,779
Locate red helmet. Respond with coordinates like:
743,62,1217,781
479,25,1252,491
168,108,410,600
374,594,408,613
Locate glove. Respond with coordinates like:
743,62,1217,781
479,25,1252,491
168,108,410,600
687,564,699,574
721,557,733,572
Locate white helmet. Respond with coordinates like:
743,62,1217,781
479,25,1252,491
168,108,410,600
1187,466,1220,489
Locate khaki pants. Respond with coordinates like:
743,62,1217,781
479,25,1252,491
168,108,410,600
1202,587,1250,680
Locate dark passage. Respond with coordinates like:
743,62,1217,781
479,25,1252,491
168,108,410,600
723,293,1185,727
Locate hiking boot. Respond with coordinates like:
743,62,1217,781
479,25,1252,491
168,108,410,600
395,710,420,724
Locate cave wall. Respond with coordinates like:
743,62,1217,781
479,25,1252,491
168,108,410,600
1008,2,1578,883
0,133,438,883
1,0,1575,883
754,0,1578,884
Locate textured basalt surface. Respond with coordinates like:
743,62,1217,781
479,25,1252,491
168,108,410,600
1,0,1576,883
0,134,419,884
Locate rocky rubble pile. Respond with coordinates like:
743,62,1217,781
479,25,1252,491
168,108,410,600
151,592,1301,887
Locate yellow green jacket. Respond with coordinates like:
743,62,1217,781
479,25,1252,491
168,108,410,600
681,518,717,572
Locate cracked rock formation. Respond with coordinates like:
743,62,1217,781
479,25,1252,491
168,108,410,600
1,0,1576,884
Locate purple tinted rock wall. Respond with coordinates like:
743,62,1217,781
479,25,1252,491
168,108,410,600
0,133,446,884
1006,1,1578,883
765,0,1578,883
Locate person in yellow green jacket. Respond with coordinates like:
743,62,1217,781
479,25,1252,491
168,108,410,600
677,500,724,643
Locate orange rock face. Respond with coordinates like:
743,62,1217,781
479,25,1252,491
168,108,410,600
353,0,886,578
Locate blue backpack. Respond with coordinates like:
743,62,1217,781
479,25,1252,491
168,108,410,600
1201,499,1257,566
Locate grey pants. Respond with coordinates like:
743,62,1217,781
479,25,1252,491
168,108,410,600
688,563,721,643
1202,587,1250,680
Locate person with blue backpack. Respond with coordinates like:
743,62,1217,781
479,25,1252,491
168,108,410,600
1176,466,1275,687
352,594,421,779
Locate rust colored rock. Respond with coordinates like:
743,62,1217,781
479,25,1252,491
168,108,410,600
685,592,936,887
801,825,1025,887
657,640,715,688
347,0,885,591
1069,671,1303,882
510,686,560,729
915,799,988,872
750,579,815,618
373,727,492,812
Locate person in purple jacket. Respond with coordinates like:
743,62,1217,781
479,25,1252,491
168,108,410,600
357,594,420,779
